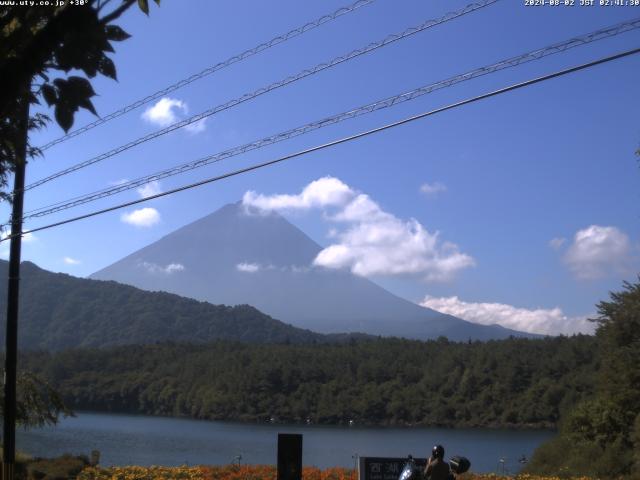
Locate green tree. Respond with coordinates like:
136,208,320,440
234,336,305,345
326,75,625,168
594,280,640,413
0,0,159,439
0,371,70,428
527,278,640,477
19,335,598,429
0,0,159,200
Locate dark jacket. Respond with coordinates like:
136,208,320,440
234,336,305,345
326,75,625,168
424,458,449,480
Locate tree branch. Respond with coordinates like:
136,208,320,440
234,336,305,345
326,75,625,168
97,0,117,13
99,0,136,25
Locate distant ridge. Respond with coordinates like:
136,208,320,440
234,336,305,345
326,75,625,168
92,202,536,341
0,260,362,351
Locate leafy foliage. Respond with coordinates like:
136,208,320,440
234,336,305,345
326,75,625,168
593,280,640,413
0,0,158,199
21,335,597,429
26,454,90,480
526,278,640,478
0,370,71,428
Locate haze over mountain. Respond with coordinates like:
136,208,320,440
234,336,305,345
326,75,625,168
92,203,533,341
0,260,343,350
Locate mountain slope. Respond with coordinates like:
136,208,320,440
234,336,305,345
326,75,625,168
92,203,532,341
0,260,338,350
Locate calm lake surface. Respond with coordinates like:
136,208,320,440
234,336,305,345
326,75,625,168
17,412,554,474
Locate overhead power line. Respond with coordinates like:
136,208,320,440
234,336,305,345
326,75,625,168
23,0,499,193
36,0,377,152
6,46,638,242
20,18,640,221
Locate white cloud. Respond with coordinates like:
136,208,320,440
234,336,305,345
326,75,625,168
121,207,160,227
290,265,311,273
184,118,207,134
63,257,81,265
243,176,355,212
165,263,184,273
0,231,36,243
330,193,388,223
0,231,36,260
109,178,130,186
421,295,595,335
563,225,631,279
549,237,566,250
314,206,475,280
22,232,36,243
235,262,309,274
420,182,447,197
236,262,260,273
141,98,206,135
242,177,474,281
137,180,162,199
0,231,8,259
139,261,185,275
142,97,187,127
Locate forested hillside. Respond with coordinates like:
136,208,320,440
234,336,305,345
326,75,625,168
526,279,640,478
22,335,597,428
0,261,358,349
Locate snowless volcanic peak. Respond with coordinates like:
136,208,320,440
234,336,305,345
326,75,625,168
91,202,534,341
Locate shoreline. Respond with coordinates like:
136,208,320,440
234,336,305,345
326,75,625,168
65,409,557,432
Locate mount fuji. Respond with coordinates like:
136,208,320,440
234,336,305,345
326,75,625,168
91,203,533,341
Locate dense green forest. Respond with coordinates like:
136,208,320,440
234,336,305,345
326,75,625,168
525,280,640,478
21,335,596,429
0,261,366,349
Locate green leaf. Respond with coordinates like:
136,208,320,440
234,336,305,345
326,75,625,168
77,98,98,116
28,113,50,132
65,76,96,98
97,56,117,80
76,50,100,78
54,105,74,133
51,77,96,130
41,84,57,106
105,25,131,42
138,0,149,15
102,40,115,54
28,91,40,105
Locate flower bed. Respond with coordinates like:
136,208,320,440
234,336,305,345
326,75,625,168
77,466,357,480
77,466,595,480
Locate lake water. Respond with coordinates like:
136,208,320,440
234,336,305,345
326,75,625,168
16,412,554,474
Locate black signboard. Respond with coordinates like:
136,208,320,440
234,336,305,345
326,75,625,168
358,457,428,480
277,433,303,480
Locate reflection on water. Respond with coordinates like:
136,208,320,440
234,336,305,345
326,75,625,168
17,412,554,473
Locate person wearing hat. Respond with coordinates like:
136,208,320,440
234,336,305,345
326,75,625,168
424,445,450,480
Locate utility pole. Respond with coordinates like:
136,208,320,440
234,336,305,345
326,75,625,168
3,92,29,480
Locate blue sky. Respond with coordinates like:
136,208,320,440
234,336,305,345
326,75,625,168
3,0,639,335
